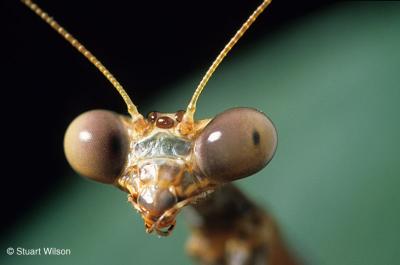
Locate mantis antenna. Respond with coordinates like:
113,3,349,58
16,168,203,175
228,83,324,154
183,0,272,126
21,0,144,122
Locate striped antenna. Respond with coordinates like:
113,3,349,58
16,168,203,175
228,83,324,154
21,0,144,122
183,0,271,128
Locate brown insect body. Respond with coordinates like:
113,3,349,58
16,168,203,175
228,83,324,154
64,106,277,236
22,0,276,238
23,1,302,263
117,111,215,236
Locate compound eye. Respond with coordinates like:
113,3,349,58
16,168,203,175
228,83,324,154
64,110,129,184
194,107,277,183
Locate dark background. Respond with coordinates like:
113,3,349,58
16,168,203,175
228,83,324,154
2,0,327,235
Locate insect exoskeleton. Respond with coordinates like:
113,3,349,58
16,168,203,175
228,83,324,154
23,0,274,236
64,107,277,235
64,110,129,184
194,107,277,183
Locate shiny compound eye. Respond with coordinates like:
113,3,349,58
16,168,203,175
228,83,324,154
64,110,129,184
194,107,277,183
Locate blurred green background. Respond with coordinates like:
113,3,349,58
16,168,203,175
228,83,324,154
2,2,400,265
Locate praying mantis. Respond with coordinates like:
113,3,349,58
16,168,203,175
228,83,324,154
23,0,299,264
